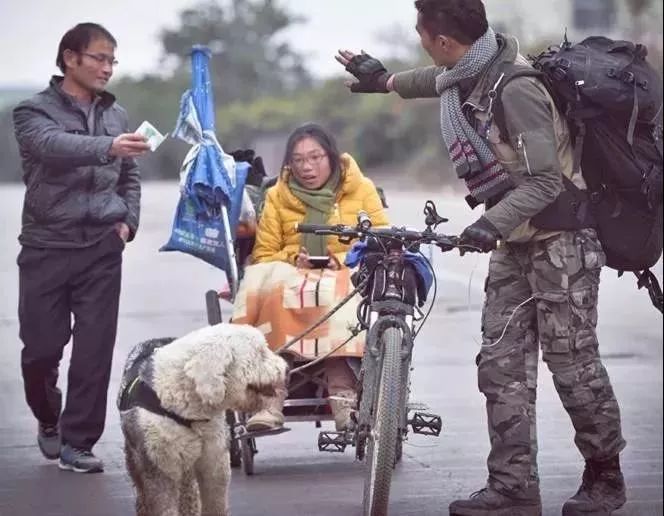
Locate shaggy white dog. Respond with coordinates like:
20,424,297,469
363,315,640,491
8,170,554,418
118,323,287,516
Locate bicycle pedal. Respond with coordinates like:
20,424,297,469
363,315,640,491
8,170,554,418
408,412,442,437
318,431,349,452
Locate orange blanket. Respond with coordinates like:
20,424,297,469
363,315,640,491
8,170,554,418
231,262,364,360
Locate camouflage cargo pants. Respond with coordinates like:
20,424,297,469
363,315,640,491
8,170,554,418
478,228,626,494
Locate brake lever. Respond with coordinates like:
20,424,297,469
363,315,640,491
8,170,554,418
435,235,459,252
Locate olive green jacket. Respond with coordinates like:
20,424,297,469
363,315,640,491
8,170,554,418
392,34,585,242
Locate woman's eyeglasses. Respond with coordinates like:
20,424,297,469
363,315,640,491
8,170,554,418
291,153,327,169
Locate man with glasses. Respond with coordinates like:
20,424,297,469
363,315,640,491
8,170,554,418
13,22,150,473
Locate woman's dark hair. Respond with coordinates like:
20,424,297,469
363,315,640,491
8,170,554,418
281,123,341,176
56,23,117,73
414,0,488,45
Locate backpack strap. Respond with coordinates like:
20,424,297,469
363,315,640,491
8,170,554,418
488,65,584,192
489,64,545,143
490,63,601,176
633,269,664,314
489,64,596,230
654,124,664,159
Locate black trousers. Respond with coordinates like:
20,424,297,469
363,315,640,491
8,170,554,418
18,232,124,450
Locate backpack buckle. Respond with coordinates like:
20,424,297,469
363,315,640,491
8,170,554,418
620,71,635,84
589,191,602,204
553,68,567,81
556,57,571,70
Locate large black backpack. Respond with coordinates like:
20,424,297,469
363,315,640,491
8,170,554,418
493,35,663,313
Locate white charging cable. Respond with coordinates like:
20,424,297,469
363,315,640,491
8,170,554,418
480,295,536,348
463,253,536,349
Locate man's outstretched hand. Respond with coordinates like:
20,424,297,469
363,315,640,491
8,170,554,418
109,133,150,158
335,50,393,93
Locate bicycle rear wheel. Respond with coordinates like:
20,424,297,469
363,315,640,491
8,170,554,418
205,289,223,325
238,412,256,475
363,327,402,516
226,410,242,468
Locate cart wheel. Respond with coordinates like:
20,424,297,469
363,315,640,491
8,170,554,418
241,437,256,476
238,413,256,475
206,290,223,325
226,411,242,468
394,435,403,466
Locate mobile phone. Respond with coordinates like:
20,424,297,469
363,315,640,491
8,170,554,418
308,255,330,269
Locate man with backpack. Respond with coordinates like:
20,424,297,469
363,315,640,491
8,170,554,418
332,0,664,514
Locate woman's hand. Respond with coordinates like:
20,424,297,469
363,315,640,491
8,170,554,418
326,251,342,271
295,247,312,269
295,247,343,270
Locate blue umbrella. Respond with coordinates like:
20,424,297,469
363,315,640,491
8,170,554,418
166,45,249,299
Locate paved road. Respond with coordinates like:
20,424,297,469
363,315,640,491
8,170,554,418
0,182,661,516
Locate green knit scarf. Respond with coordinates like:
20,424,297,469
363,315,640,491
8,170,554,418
288,168,341,256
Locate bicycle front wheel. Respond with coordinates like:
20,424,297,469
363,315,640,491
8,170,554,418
363,326,402,516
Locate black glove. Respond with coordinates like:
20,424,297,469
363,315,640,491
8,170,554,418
229,149,255,163
459,217,501,254
435,235,457,253
345,52,391,93
246,156,267,187
229,149,267,187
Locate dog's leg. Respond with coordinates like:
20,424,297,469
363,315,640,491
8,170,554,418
122,411,182,516
124,440,149,516
178,467,201,516
195,425,231,516
139,471,181,516
127,444,181,516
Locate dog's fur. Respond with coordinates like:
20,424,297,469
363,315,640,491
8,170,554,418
118,323,287,516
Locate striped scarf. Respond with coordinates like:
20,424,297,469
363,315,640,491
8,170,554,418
436,28,514,202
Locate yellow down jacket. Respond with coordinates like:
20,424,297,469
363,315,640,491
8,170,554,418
252,153,389,265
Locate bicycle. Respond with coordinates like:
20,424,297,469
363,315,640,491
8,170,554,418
297,200,461,516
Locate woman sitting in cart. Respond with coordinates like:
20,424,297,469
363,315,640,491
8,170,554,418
231,123,389,433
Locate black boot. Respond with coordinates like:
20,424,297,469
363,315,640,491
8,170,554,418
562,455,626,515
449,485,541,516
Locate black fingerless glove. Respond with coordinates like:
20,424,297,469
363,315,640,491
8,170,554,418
345,53,391,93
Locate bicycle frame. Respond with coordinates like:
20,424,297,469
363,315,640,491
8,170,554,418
355,245,418,458
298,200,457,515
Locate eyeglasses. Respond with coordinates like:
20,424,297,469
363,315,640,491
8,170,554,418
80,52,118,67
291,153,327,169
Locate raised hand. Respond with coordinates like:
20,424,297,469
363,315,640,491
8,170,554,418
335,50,392,93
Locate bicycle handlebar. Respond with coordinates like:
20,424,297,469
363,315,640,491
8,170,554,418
296,222,459,250
296,223,335,234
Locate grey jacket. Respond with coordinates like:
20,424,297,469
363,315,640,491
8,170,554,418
392,35,582,242
13,76,141,248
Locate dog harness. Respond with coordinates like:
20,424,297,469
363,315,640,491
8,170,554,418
118,338,210,428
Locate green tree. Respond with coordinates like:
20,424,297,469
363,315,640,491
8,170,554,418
0,108,22,182
161,0,311,106
625,0,652,17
